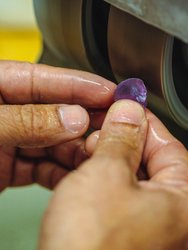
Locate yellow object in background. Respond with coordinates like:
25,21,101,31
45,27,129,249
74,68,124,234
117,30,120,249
0,0,42,62
0,28,42,62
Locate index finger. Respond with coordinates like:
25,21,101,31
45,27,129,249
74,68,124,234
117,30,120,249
143,110,188,186
0,60,116,107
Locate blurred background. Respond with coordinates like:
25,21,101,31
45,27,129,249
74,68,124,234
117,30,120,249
0,1,51,250
0,0,187,249
0,0,42,61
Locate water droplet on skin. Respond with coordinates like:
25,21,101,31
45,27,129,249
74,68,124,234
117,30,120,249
150,126,169,146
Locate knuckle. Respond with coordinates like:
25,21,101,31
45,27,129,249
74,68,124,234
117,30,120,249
29,63,42,103
0,105,58,147
100,132,139,151
18,105,46,145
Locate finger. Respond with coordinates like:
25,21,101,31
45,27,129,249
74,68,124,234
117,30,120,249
143,110,188,186
85,130,149,180
0,147,15,191
85,100,148,186
0,147,67,191
85,130,100,156
46,138,89,169
0,146,65,191
87,109,188,185
0,61,116,107
10,159,67,189
0,104,89,147
19,138,88,169
94,100,147,170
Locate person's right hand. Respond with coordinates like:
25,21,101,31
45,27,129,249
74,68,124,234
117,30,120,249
0,60,115,191
39,100,188,250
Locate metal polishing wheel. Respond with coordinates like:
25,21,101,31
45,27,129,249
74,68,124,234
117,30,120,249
107,6,188,137
33,0,113,78
33,1,188,145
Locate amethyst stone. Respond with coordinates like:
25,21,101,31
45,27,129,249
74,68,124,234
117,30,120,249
114,78,147,107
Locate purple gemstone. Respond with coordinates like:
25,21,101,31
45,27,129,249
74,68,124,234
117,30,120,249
114,78,147,107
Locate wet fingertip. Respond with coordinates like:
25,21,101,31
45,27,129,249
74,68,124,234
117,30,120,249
85,131,100,156
109,100,146,126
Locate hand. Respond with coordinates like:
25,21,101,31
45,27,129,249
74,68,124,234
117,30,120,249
39,100,188,250
0,60,115,191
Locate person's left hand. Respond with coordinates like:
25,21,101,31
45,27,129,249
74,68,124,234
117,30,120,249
0,60,115,191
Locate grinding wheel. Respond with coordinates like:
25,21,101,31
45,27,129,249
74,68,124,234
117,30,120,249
108,6,188,133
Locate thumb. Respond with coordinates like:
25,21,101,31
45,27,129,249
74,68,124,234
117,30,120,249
91,100,148,184
0,104,89,147
39,101,148,250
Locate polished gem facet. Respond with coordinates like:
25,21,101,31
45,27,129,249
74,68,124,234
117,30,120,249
114,78,147,107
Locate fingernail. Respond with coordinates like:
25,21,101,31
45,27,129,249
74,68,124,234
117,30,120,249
110,100,145,125
58,105,88,133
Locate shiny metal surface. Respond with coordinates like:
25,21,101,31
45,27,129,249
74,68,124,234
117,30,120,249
33,0,113,78
108,6,188,131
105,0,188,43
33,0,92,70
